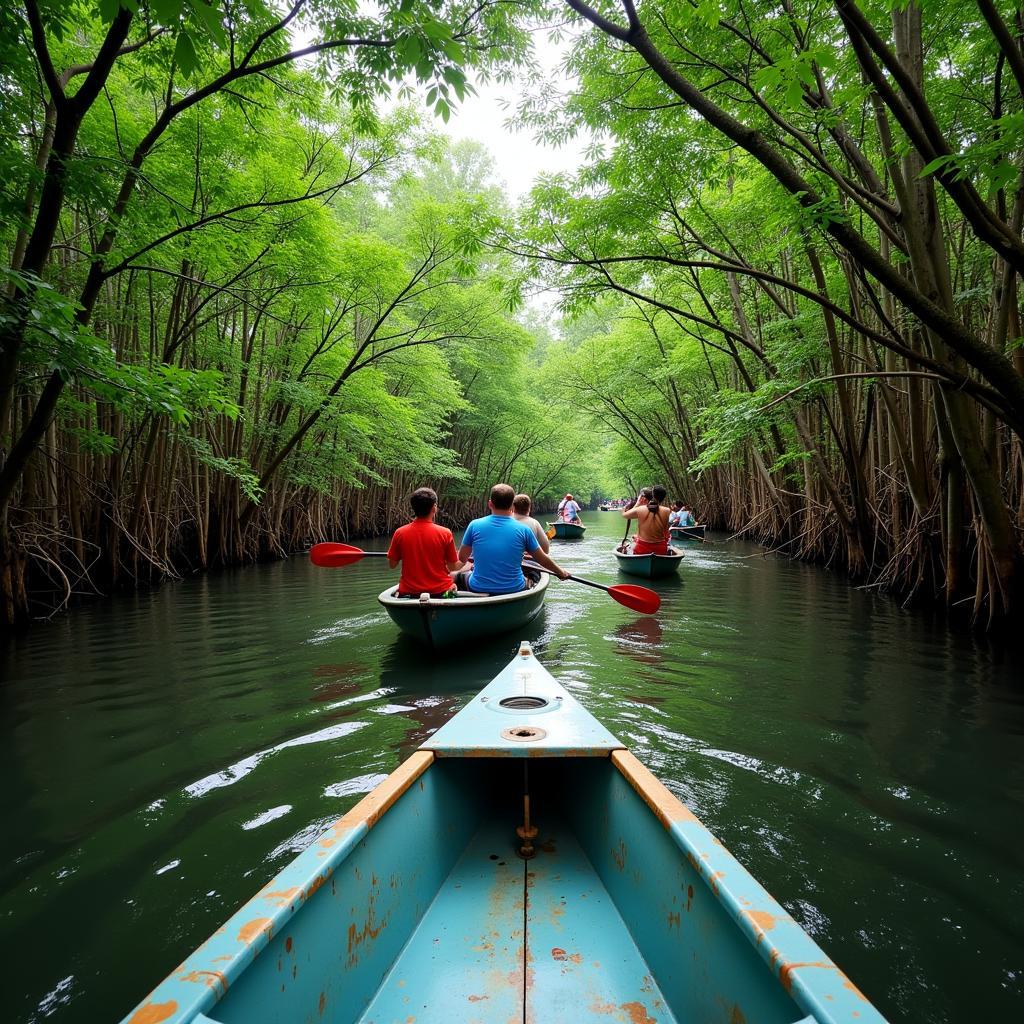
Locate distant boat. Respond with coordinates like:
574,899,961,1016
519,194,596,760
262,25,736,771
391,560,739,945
377,572,548,648
670,524,706,542
547,521,586,539
614,546,684,578
121,643,887,1024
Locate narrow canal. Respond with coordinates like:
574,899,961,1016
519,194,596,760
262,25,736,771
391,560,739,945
2,514,1022,1024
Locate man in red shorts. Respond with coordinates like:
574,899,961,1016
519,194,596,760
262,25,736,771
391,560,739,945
387,487,464,597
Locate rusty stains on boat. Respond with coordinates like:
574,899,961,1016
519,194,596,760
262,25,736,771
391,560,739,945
611,839,627,871
621,1001,656,1024
778,960,837,995
177,970,228,995
126,1001,177,1024
746,910,779,934
843,977,869,1001
261,886,300,908
303,870,331,900
611,750,699,829
237,917,272,946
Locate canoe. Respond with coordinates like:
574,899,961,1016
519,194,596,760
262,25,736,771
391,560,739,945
614,546,684,579
122,643,887,1024
547,521,586,538
377,571,548,648
669,524,706,542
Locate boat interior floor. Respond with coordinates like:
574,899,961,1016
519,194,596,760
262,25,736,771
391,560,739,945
357,816,677,1024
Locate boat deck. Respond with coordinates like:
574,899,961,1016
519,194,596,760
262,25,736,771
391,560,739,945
358,817,677,1024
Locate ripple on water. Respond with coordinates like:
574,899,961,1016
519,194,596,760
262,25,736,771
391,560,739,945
2,524,1023,1024
183,721,368,798
323,773,390,798
241,805,293,831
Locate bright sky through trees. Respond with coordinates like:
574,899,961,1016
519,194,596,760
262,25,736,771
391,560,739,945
440,30,591,199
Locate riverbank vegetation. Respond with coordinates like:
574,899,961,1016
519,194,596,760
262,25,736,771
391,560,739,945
0,1,604,624
2,0,1023,627
510,0,1024,626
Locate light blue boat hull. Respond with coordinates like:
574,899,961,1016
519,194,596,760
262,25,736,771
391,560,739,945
122,645,888,1024
377,573,548,648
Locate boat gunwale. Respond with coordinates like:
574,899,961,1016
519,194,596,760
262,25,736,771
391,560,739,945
119,751,435,1024
609,749,884,1024
611,547,684,565
376,569,550,609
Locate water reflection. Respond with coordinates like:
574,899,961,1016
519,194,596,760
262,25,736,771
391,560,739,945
0,516,1022,1024
611,615,665,666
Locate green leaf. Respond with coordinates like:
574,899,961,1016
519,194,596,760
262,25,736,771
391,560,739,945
174,29,198,77
151,0,185,22
920,154,954,177
189,1,226,47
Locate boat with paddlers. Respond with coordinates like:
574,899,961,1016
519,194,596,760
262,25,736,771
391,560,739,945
309,544,663,644
613,546,684,579
377,569,548,648
121,642,887,1024
670,524,706,542
547,521,586,539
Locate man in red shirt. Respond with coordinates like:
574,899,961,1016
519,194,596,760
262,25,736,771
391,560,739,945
387,487,463,597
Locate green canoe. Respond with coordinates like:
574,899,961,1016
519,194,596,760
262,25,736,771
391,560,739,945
614,546,684,579
547,521,586,539
121,643,888,1024
378,571,548,648
669,524,706,542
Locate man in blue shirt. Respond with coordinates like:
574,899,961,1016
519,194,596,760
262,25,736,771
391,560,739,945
457,484,570,593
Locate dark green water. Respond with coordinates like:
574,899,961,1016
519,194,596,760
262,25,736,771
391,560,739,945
2,514,1022,1023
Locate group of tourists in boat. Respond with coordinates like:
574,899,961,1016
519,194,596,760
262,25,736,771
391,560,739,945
386,483,570,600
617,486,703,556
555,492,583,523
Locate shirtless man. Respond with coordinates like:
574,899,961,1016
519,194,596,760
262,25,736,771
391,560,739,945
513,493,550,553
622,485,671,555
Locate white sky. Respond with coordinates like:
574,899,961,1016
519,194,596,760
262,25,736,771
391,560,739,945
292,18,590,203
437,32,590,200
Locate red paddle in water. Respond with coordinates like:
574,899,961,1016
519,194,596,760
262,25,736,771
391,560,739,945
528,565,660,614
310,542,389,567
309,543,661,614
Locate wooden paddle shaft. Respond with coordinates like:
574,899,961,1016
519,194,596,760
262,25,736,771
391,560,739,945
531,565,611,595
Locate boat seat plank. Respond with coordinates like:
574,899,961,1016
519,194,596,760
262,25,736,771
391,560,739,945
526,818,679,1024
356,818,523,1024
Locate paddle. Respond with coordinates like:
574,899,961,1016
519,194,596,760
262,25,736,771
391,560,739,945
313,542,660,613
618,495,635,553
530,566,661,614
309,542,389,568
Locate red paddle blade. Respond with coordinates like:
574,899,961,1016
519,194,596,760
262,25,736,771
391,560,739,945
310,542,366,567
608,584,661,614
